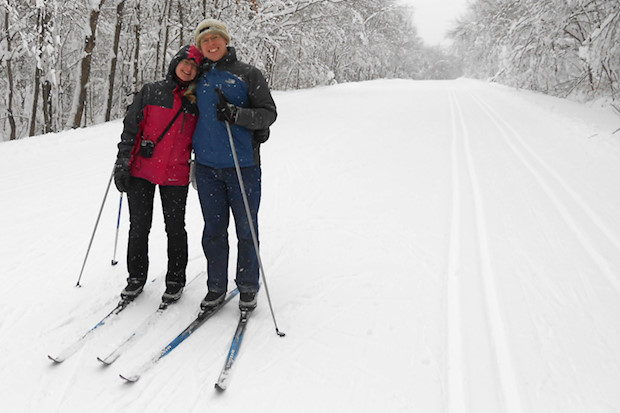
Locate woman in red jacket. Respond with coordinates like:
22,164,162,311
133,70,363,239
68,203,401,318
113,44,203,305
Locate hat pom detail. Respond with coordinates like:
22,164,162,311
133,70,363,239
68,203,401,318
187,45,204,65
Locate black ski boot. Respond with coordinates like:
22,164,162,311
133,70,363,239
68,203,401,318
200,291,226,310
239,292,257,311
162,283,184,305
120,279,145,301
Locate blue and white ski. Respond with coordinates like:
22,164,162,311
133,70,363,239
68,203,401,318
214,309,251,391
97,305,167,365
97,272,205,365
48,299,132,363
119,289,239,382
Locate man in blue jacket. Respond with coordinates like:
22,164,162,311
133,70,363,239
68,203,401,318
189,18,277,311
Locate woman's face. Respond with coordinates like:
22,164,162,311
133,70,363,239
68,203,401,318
175,59,198,82
199,34,228,62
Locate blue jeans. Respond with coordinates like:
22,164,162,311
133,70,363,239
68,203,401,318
195,163,261,293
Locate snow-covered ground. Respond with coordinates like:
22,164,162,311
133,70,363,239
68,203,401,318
1,79,620,412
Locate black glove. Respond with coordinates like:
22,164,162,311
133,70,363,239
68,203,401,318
114,162,132,193
216,88,239,124
253,128,270,144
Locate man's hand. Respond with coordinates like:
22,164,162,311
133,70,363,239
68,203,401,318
216,88,239,124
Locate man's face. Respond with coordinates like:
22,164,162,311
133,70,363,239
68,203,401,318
199,34,228,62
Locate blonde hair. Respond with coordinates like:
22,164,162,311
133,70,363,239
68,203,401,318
184,82,197,104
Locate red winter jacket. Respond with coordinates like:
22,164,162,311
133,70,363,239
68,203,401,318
117,46,199,186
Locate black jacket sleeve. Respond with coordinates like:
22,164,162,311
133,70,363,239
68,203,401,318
116,85,148,168
235,67,277,131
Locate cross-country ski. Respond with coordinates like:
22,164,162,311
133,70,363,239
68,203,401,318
47,299,132,363
119,289,239,382
96,306,165,365
215,309,251,391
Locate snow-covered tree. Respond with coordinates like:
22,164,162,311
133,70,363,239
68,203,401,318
0,0,437,141
450,0,620,101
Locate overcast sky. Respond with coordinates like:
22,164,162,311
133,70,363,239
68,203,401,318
399,0,470,46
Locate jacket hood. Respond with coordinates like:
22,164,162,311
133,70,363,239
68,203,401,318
166,44,203,84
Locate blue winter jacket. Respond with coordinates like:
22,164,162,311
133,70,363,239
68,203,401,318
193,47,277,169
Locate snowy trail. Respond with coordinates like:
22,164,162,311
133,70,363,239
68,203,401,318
471,93,620,294
2,79,620,412
447,87,523,413
443,81,620,412
446,88,467,413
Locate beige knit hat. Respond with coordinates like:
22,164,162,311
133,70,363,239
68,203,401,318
194,19,230,46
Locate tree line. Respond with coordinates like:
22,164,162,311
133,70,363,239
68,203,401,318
1,0,461,141
3,0,618,142
450,0,619,105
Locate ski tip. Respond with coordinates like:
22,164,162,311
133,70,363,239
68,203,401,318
97,356,114,366
215,383,226,392
119,373,139,383
48,354,63,363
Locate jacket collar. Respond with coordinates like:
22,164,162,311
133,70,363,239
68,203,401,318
203,46,237,70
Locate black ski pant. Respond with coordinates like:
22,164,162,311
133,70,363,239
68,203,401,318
126,177,189,288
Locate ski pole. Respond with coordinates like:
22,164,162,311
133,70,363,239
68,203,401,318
220,105,284,337
75,166,114,287
111,193,123,265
